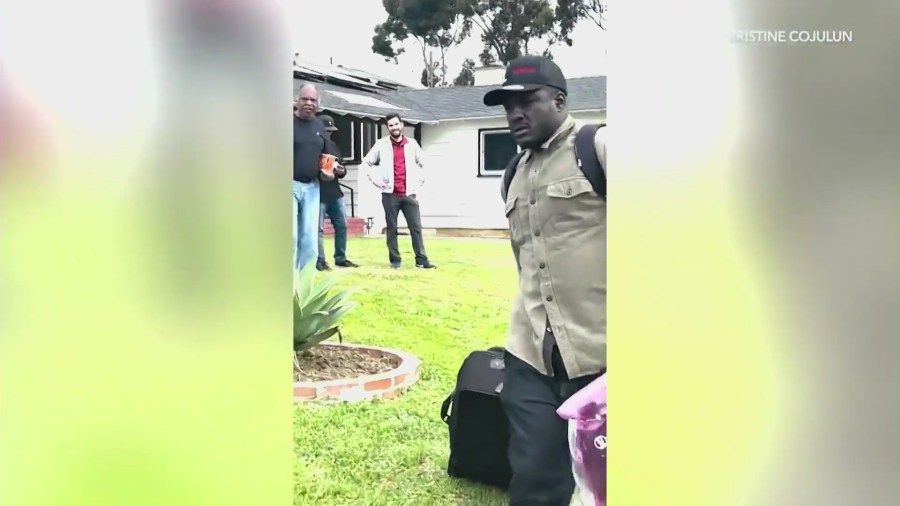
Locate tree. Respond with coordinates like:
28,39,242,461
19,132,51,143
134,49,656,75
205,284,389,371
583,0,608,29
453,58,476,86
372,0,472,87
420,55,441,88
556,0,607,44
458,0,558,65
372,14,408,64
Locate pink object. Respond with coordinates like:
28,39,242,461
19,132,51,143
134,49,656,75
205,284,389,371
557,374,606,506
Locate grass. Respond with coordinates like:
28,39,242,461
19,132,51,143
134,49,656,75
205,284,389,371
294,235,517,506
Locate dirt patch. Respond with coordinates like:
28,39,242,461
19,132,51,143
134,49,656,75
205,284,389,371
294,346,399,382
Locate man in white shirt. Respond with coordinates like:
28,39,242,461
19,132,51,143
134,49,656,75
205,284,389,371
360,113,437,269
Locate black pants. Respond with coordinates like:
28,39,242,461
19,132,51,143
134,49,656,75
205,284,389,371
381,193,428,265
501,348,601,505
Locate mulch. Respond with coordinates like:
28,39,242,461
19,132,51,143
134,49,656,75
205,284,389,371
294,345,398,382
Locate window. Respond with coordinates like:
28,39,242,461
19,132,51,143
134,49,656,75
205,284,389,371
331,115,361,163
361,121,378,155
479,129,521,177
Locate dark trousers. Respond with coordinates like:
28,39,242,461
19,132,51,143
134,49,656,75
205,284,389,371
317,197,347,263
501,348,601,505
381,193,428,265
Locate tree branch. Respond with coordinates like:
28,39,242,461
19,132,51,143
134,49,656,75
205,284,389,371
588,0,607,29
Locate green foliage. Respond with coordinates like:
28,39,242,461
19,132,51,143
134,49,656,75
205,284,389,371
293,263,358,353
459,0,557,65
372,0,472,86
556,0,607,43
453,58,476,86
373,0,606,81
372,0,409,64
582,0,608,29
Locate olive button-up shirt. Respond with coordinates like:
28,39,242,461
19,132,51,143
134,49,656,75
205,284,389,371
503,115,607,379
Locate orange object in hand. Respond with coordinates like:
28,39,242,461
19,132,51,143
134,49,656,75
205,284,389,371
318,153,337,175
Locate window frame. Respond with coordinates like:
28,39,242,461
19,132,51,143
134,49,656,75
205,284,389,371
478,127,522,178
330,115,362,164
361,121,378,156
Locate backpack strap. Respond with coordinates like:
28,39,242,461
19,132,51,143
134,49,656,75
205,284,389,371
574,123,606,199
503,124,606,201
500,150,528,202
440,393,453,424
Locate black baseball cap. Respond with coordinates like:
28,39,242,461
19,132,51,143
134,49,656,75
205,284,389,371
318,114,338,132
483,55,568,106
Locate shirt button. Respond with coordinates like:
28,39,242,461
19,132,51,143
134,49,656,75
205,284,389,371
566,188,572,196
534,230,541,236
530,198,536,205
539,262,546,269
546,295,553,302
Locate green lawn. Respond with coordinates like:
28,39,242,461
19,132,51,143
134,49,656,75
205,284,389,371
294,236,517,505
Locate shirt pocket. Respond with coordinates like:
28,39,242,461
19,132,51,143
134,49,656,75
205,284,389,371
505,195,523,244
545,177,603,232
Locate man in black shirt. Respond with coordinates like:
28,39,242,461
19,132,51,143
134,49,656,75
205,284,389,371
293,83,334,270
315,115,360,271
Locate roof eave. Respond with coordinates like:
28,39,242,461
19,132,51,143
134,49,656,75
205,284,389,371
320,107,438,125
427,107,607,123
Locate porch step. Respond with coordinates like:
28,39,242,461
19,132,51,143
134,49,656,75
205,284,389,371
323,216,367,236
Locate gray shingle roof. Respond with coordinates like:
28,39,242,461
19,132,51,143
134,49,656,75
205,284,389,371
386,76,606,121
293,79,434,124
294,75,606,124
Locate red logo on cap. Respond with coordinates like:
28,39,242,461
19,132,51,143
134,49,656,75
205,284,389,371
511,66,537,75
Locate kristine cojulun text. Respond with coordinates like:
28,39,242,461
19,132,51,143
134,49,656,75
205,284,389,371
732,30,853,44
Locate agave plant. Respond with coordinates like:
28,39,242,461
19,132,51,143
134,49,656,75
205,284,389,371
293,262,358,354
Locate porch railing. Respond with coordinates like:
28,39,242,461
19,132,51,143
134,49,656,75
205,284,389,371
338,182,356,217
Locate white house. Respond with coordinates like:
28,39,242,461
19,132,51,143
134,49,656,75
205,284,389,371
294,62,606,234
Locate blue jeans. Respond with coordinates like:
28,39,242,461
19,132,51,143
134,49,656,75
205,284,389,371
318,197,347,264
293,180,320,270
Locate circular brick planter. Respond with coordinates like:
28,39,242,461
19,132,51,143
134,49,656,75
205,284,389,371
293,343,421,403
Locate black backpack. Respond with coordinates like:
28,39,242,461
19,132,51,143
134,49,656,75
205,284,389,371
501,123,606,201
441,346,512,490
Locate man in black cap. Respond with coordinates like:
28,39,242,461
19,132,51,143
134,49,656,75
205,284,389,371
315,114,359,270
484,55,607,505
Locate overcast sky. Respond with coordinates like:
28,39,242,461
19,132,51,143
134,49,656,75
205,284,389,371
289,0,608,88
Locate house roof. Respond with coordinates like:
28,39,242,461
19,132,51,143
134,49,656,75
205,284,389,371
293,58,415,93
294,74,606,125
387,76,606,122
293,79,435,125
332,64,418,91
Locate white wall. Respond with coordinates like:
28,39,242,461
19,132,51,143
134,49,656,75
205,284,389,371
346,111,606,231
417,110,606,230
472,66,506,86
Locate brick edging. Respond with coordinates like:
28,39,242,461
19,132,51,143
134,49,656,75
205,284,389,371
293,343,421,403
